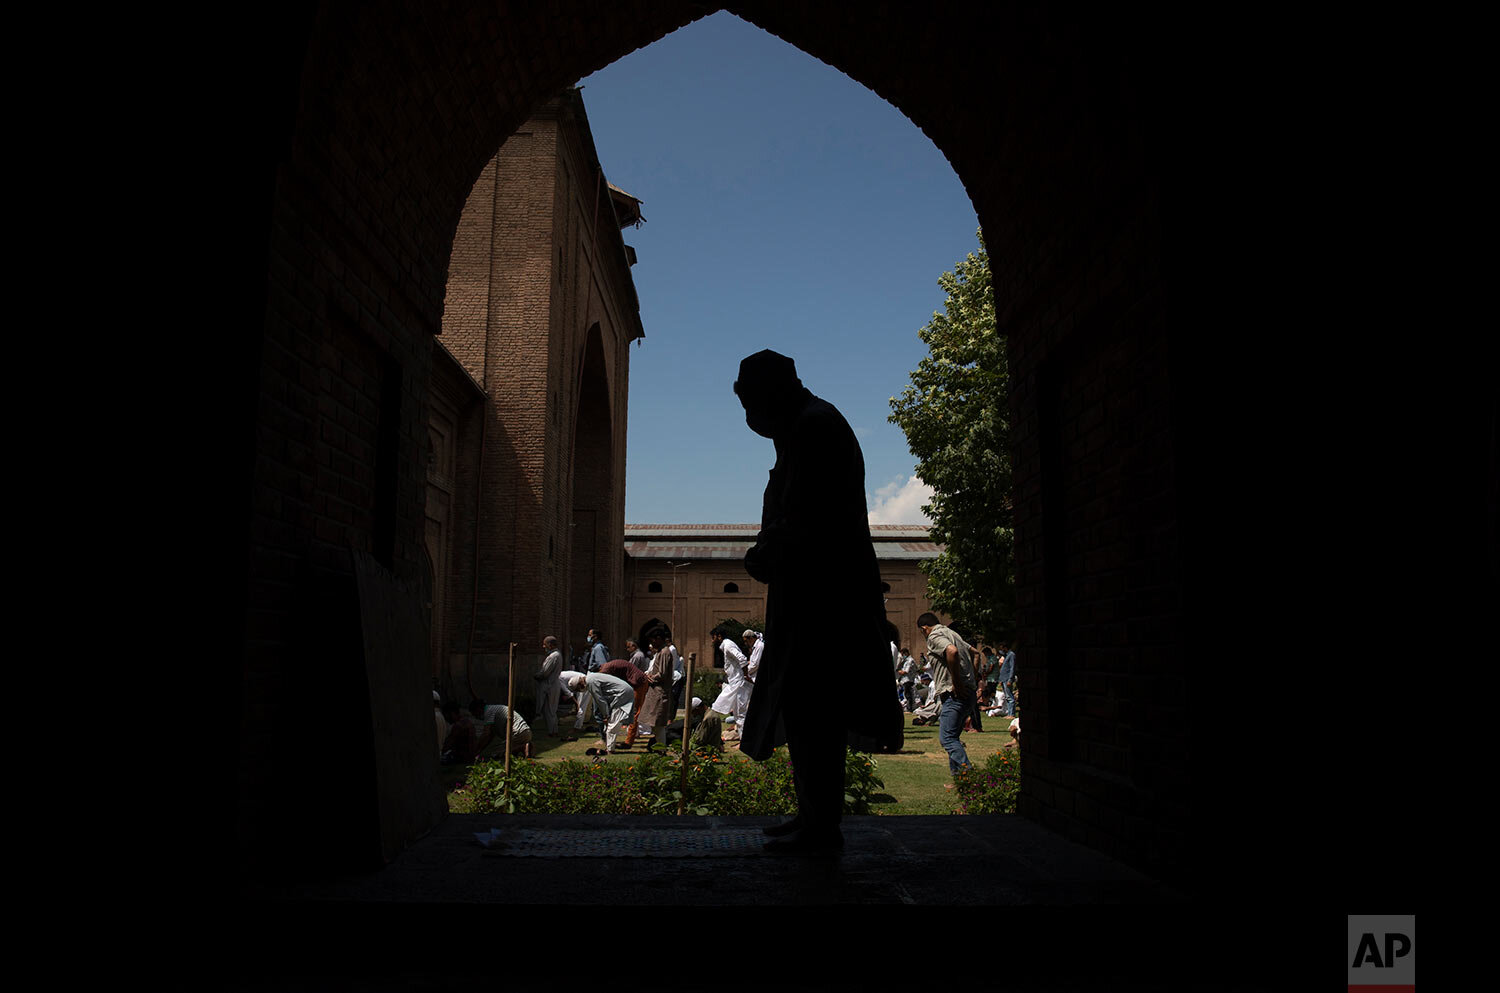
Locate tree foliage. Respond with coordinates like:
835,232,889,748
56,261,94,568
888,229,1014,640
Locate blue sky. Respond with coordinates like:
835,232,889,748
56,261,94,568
577,12,980,525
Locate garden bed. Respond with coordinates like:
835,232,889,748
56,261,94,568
444,714,1019,816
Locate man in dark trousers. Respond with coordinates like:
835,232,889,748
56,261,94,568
733,349,903,856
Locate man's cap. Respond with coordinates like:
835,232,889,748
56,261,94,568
692,696,703,708
734,349,800,394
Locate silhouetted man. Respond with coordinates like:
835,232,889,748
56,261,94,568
733,349,903,855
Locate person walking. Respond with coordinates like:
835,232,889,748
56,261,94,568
917,611,975,785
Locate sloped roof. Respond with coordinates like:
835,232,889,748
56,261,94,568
623,524,941,560
607,182,643,228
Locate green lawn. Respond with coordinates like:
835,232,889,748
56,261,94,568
442,707,1018,816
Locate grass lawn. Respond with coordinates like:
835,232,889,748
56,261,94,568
441,705,1019,817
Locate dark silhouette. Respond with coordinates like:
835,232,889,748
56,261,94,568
733,349,903,856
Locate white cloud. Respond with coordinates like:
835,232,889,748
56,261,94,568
867,474,933,525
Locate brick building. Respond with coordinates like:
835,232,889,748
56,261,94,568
426,89,643,706
622,523,940,666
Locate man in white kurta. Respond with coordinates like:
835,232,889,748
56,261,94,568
560,669,591,732
711,631,750,728
741,629,763,730
571,672,635,753
743,630,764,680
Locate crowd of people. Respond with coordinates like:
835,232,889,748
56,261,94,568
899,612,1021,789
433,614,1017,783
898,632,1018,727
435,620,730,764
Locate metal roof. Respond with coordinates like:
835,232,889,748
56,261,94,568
625,523,932,538
623,525,942,561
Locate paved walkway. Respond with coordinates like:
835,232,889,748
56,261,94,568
249,812,1185,907
220,816,1288,989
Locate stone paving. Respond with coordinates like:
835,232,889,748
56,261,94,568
222,815,1298,990
249,812,1185,907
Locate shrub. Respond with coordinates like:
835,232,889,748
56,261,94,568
459,747,882,816
843,750,884,815
952,748,1021,814
696,748,797,816
691,670,724,704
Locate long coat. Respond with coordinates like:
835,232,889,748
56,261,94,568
738,392,904,760
637,647,677,729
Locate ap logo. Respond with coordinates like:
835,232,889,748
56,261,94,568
1348,915,1414,991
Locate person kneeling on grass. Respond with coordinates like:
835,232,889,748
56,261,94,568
910,674,940,724
440,701,476,765
468,698,534,760
665,697,723,752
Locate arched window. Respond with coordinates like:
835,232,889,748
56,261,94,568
723,582,739,593
648,581,662,593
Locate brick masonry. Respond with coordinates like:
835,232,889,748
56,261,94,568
622,524,940,666
231,1,1177,886
430,92,640,711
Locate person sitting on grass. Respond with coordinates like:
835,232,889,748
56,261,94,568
468,698,534,759
440,701,476,765
911,674,940,724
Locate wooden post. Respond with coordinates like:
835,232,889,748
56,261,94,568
677,650,694,815
504,642,517,776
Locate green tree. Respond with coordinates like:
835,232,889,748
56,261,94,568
888,229,1014,640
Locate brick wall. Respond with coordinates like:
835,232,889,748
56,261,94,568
623,552,935,665
431,94,638,713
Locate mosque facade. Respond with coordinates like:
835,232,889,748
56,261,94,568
622,524,940,667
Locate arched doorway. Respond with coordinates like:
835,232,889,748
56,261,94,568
228,0,1174,887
